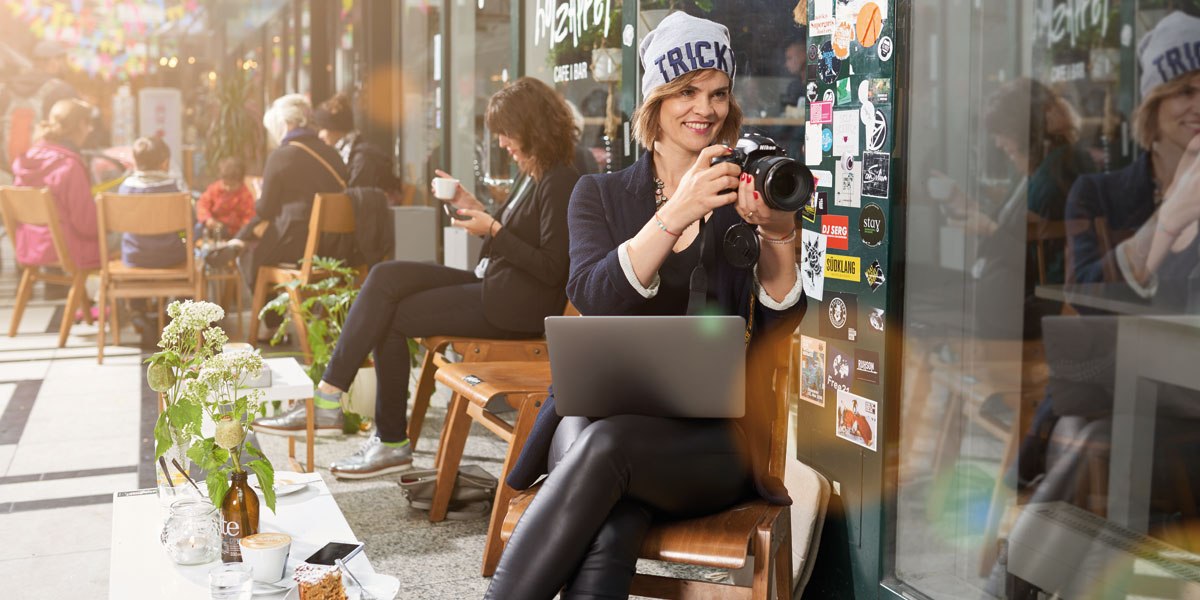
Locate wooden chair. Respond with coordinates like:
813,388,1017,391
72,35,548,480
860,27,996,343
199,261,245,340
407,302,579,450
496,335,798,598
96,192,199,364
1029,218,1068,288
248,193,365,361
428,361,552,575
0,186,97,347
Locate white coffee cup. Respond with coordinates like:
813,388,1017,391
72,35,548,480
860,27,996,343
432,177,459,200
239,532,292,582
927,176,955,200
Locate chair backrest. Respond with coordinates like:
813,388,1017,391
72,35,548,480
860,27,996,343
0,186,77,273
96,192,195,277
748,319,803,481
766,331,794,479
563,301,581,317
299,193,355,281
1028,218,1068,286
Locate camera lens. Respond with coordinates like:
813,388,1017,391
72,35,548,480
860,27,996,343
753,156,813,212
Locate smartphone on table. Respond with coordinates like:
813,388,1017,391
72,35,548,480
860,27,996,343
304,541,365,565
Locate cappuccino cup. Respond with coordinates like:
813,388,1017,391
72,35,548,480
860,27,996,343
432,177,459,200
239,532,292,582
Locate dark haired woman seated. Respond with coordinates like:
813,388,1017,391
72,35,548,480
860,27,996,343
253,78,582,478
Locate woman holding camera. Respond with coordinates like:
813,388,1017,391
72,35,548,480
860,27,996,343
253,78,580,479
487,13,804,599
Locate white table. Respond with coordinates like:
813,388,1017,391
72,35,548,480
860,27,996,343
1036,284,1200,532
257,358,318,473
1109,315,1200,531
109,473,376,599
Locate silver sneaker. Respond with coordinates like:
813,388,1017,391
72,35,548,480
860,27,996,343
252,404,344,437
329,436,413,479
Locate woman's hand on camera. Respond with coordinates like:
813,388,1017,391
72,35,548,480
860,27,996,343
736,173,795,238
451,208,499,237
433,169,486,211
658,145,742,231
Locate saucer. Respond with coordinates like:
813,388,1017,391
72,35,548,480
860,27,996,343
251,578,294,596
250,471,308,496
280,572,399,600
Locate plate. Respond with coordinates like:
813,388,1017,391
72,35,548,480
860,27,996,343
249,471,308,496
280,572,399,600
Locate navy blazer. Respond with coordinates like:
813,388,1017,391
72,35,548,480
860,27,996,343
1066,152,1199,294
506,152,805,504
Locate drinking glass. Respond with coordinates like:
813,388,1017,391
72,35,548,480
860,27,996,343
209,563,253,600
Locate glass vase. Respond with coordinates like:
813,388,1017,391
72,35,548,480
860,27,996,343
157,436,201,507
160,498,221,565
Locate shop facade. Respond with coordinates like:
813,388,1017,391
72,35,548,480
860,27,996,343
262,1,1200,597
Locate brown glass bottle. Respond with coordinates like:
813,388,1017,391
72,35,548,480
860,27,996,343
220,471,260,562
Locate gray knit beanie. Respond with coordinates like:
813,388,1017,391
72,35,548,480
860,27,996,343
639,11,736,99
1138,11,1200,97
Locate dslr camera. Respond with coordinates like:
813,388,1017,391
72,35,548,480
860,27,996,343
712,133,814,213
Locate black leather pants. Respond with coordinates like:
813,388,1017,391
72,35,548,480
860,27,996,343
485,415,751,599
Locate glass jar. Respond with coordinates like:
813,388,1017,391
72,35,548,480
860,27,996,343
160,498,221,565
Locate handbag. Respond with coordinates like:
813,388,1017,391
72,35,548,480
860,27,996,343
399,464,496,520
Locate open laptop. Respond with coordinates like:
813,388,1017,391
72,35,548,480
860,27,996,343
545,315,746,418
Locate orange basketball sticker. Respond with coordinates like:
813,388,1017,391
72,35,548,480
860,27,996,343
832,19,853,59
856,2,883,48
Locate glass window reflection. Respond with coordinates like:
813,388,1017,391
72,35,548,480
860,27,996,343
898,2,1200,598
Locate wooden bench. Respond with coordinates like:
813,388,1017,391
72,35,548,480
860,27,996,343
428,360,552,575
407,337,547,450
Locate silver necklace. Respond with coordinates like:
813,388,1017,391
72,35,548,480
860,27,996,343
653,177,669,209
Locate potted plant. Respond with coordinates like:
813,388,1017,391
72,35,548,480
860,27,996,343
260,256,373,431
147,300,277,513
203,70,265,179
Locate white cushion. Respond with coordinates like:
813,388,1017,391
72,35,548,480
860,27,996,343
786,458,831,594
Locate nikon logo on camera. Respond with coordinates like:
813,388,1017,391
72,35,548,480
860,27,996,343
825,254,861,282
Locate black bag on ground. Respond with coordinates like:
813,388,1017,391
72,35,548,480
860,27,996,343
399,464,496,520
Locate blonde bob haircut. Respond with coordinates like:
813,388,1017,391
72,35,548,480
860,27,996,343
1134,70,1200,150
631,69,743,151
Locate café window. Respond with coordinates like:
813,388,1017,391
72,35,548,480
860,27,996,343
524,0,625,172
397,0,444,206
894,2,1200,598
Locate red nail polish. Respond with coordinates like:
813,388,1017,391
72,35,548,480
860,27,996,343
754,191,761,200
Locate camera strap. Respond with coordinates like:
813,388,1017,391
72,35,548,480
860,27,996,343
687,216,716,316
687,215,756,343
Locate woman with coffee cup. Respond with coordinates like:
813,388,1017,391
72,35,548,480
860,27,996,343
253,78,581,479
487,13,804,598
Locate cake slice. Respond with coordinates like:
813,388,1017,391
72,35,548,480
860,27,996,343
294,563,347,600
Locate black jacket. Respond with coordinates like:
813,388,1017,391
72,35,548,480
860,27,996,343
238,129,349,266
345,135,401,191
478,162,580,333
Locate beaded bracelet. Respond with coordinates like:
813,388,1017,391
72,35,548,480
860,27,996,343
654,211,681,237
759,228,797,244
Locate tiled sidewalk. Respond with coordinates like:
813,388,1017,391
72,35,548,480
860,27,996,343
0,253,709,599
